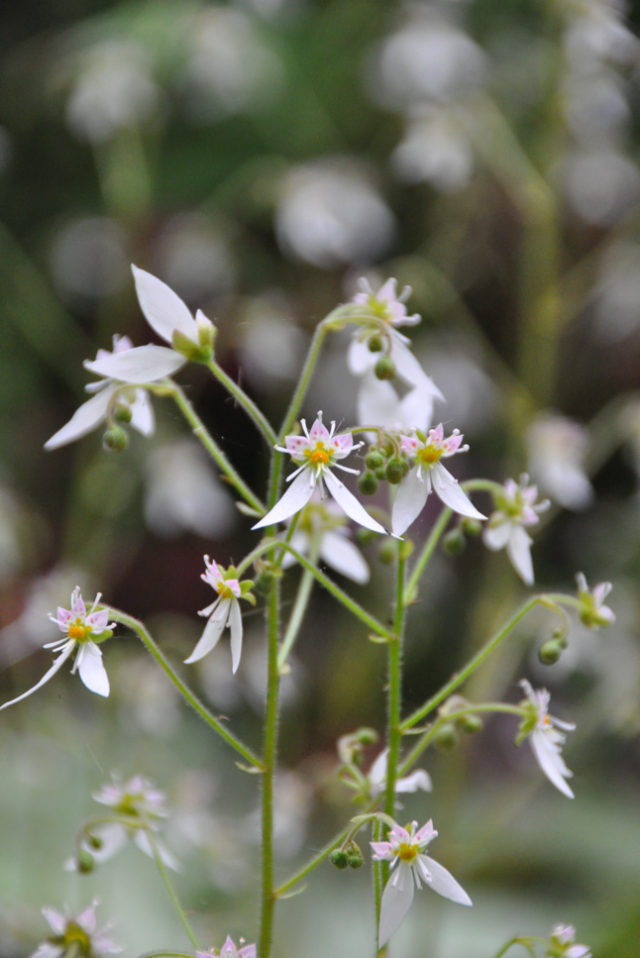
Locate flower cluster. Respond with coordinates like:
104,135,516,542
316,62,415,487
483,475,549,585
31,902,120,958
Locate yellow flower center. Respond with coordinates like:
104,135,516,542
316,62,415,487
217,583,237,600
398,842,418,862
68,619,92,641
417,445,442,466
304,442,332,467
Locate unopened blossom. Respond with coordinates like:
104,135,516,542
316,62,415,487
131,265,215,361
281,496,370,584
392,424,485,537
252,412,387,535
186,557,255,673
483,475,550,585
30,901,121,958
576,572,615,628
368,748,431,799
197,936,255,958
45,335,162,450
371,819,472,947
547,924,591,958
68,772,179,872
518,679,576,799
0,588,113,710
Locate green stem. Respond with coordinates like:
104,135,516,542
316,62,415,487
278,537,320,670
258,580,281,958
383,550,406,818
148,833,199,949
400,596,546,732
110,609,263,770
491,939,539,958
274,822,353,898
170,383,265,515
278,320,332,443
207,359,277,447
404,506,452,604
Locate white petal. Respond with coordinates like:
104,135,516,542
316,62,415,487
85,345,186,384
421,856,472,906
132,265,198,344
31,944,64,958
390,337,444,398
530,732,574,798
228,599,243,674
130,390,155,437
320,531,370,584
369,749,388,788
44,387,114,450
184,599,231,664
0,642,75,710
77,641,110,696
395,769,432,793
348,337,375,376
42,908,67,935
399,386,436,434
323,469,387,534
483,521,512,551
252,470,316,530
281,531,309,569
506,524,534,586
379,864,415,947
432,463,486,520
391,467,430,536
133,830,182,871
86,822,128,863
357,372,401,428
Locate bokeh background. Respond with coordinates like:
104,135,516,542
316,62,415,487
2,0,640,955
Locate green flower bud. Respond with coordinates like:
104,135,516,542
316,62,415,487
365,449,385,471
172,329,213,364
347,841,364,869
386,457,409,484
378,539,397,564
355,727,378,746
368,335,383,353
459,714,483,734
330,849,350,870
538,639,564,665
255,569,281,595
103,426,128,452
433,722,459,752
356,528,380,547
358,471,379,496
375,467,387,481
461,517,482,537
443,528,465,556
88,834,103,849
113,404,132,424
77,850,95,874
374,355,396,381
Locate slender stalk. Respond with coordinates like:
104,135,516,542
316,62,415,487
207,359,277,447
491,939,538,958
170,384,265,515
274,822,353,898
277,320,332,443
149,834,199,949
258,580,281,958
278,537,320,670
373,819,383,953
110,609,263,770
404,506,451,604
400,597,544,732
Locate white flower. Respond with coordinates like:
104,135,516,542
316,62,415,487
368,749,432,799
185,557,255,673
31,901,121,958
45,336,162,450
252,412,387,535
526,415,593,511
68,772,179,872
371,819,472,947
197,936,256,958
483,475,550,585
548,924,591,958
281,496,370,584
518,679,576,799
0,587,113,710
130,264,214,360
576,572,615,627
392,424,485,536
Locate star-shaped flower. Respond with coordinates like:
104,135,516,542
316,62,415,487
252,412,387,535
367,749,432,800
197,937,255,958
185,557,255,673
547,924,591,958
517,679,576,798
576,572,615,628
0,588,114,711
30,901,121,958
371,819,471,947
391,424,485,536
483,475,549,585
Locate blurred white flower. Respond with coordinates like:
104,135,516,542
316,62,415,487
186,557,255,674
563,73,629,146
239,304,307,389
153,213,236,304
31,902,120,958
417,348,498,437
368,748,432,799
276,160,395,268
392,107,473,191
198,937,255,958
518,679,576,799
564,4,638,75
183,7,282,120
526,415,593,510
548,923,591,958
564,148,640,226
144,438,236,540
576,572,615,627
50,218,129,302
281,495,370,585
483,475,550,586
66,41,159,143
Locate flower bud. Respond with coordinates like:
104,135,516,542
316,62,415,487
443,528,465,556
356,528,380,547
77,849,95,874
386,457,409,484
346,841,364,869
375,467,387,481
103,426,128,452
365,449,385,471
359,471,379,496
378,539,397,564
461,517,482,537
374,355,395,381
88,834,104,849
330,848,350,870
113,404,132,424
368,335,383,353
172,328,213,364
538,639,564,665
355,727,378,746
433,722,459,752
459,714,483,734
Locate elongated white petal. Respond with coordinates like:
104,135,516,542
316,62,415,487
323,469,387,534
395,769,432,793
530,731,575,798
130,389,155,436
357,372,401,428
185,599,231,664
228,599,243,674
42,908,67,936
132,265,198,344
399,385,436,434
77,641,110,697
431,463,486,520
379,863,415,947
320,531,370,584
483,521,512,551
0,642,75,710
391,466,430,536
44,387,114,450
506,524,534,586
85,345,186,384
133,829,182,871
252,470,316,529
421,855,472,905
348,337,375,376
391,337,444,398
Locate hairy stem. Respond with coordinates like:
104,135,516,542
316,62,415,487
207,358,278,447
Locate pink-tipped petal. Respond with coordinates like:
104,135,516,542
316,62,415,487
331,433,354,458
414,820,437,844
309,417,330,442
238,946,256,958
42,908,67,935
285,435,311,456
370,841,394,860
252,469,316,529
431,424,444,442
